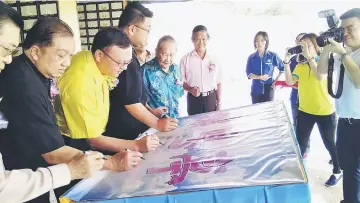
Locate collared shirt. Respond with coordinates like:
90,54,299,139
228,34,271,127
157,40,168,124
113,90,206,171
143,58,184,118
293,62,335,115
136,50,154,67
179,50,222,93
56,50,113,139
105,51,149,140
333,48,360,119
289,56,299,105
0,153,71,202
0,54,65,170
246,51,284,95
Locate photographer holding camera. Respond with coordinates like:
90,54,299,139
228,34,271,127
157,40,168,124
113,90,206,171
316,8,360,203
284,33,342,187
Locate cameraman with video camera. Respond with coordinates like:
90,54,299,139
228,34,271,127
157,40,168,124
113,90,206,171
317,8,360,203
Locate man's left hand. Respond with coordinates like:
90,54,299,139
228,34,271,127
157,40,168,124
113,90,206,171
324,38,347,55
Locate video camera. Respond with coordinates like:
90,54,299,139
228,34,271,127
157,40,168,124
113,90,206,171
287,45,306,63
287,45,302,55
316,9,344,47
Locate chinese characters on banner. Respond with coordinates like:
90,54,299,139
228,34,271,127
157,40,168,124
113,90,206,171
146,151,233,185
146,129,239,185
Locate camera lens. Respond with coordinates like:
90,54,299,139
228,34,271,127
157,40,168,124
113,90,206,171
288,45,302,55
316,36,327,47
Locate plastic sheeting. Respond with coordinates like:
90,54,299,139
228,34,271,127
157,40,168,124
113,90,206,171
62,101,309,203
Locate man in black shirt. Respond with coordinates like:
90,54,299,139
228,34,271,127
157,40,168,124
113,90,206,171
0,17,133,203
105,2,179,140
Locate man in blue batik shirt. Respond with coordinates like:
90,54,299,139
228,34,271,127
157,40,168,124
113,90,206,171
143,35,184,118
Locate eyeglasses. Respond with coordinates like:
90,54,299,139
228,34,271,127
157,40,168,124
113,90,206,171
101,50,132,67
133,25,150,33
0,44,19,56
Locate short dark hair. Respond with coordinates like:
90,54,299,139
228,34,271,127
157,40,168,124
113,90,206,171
91,27,131,54
0,1,24,32
23,17,73,50
191,25,210,41
340,8,360,20
118,2,153,28
253,31,269,50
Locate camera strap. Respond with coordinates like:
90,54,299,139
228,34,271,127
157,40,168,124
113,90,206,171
327,53,345,99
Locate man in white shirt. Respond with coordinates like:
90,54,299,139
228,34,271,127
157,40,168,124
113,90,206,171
0,2,104,202
317,8,360,203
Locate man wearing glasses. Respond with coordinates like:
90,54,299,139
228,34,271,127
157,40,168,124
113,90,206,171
55,27,159,159
105,2,178,143
54,27,161,196
316,8,360,203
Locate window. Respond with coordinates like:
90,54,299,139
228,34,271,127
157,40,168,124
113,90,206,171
77,1,125,50
4,0,59,56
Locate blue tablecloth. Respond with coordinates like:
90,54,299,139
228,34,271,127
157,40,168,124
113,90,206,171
90,183,310,203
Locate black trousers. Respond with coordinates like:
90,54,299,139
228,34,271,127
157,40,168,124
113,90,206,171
24,193,50,203
337,118,360,203
296,110,341,173
251,84,274,104
187,91,217,116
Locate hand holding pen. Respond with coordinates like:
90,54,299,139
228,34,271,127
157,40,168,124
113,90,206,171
135,134,160,152
108,149,144,171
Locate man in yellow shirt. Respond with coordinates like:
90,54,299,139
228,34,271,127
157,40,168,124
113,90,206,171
55,27,159,160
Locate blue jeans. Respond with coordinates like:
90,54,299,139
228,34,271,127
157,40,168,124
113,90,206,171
337,118,360,203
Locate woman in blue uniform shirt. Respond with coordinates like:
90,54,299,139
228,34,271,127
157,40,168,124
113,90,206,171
246,31,284,104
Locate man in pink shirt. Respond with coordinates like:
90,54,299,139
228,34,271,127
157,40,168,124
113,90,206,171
180,25,222,115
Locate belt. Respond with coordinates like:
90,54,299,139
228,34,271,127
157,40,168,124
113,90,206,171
340,117,360,125
200,89,216,97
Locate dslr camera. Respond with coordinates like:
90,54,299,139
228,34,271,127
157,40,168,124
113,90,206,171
316,9,344,47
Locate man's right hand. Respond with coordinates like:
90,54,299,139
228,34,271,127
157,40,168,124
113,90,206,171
260,74,271,81
157,117,179,132
109,150,143,171
136,134,160,152
190,86,200,97
67,151,105,180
